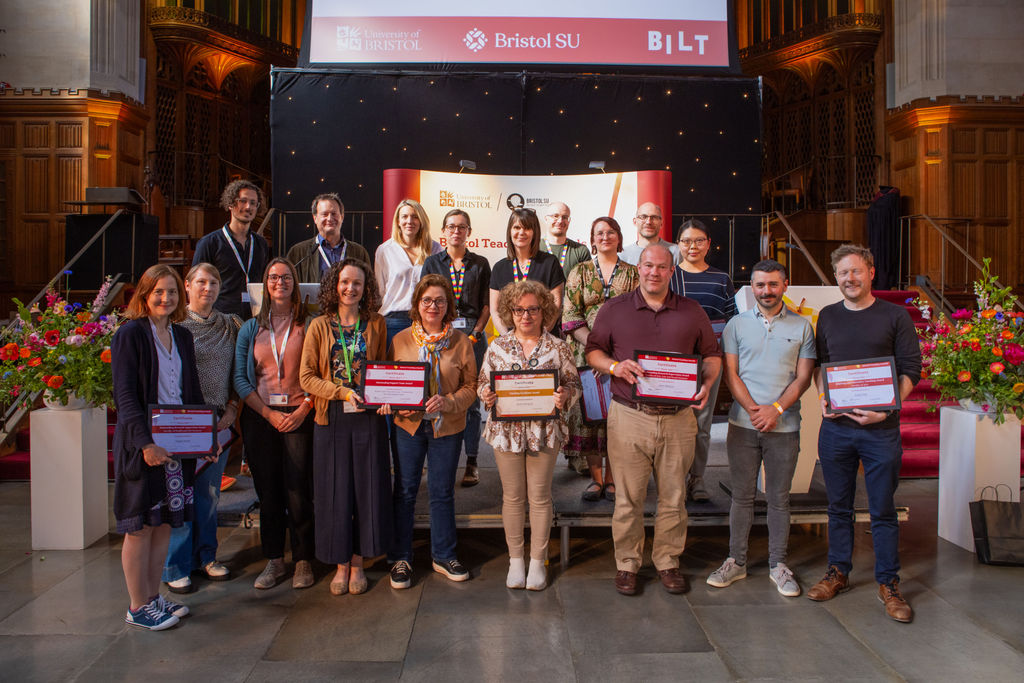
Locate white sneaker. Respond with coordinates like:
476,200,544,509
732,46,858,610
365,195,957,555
204,561,230,581
770,563,801,597
166,576,192,594
706,557,747,588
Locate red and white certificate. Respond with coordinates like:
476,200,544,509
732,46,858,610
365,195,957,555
150,405,216,458
821,357,901,413
633,351,701,405
362,361,429,409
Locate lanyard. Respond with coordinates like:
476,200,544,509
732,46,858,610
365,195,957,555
268,314,292,383
317,236,348,269
513,258,531,282
449,260,465,300
338,317,360,383
555,244,568,268
594,257,619,300
221,226,254,281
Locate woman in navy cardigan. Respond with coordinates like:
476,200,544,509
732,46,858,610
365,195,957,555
112,264,207,630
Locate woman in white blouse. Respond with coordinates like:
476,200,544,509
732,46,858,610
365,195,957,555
375,199,443,347
478,280,581,591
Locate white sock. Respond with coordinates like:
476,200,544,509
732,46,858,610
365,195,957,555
507,557,526,588
526,558,547,590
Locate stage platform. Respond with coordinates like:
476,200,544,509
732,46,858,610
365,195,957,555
218,420,909,570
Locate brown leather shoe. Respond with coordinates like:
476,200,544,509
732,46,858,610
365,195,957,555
657,568,689,594
461,463,479,487
614,570,638,595
807,565,849,601
878,580,913,623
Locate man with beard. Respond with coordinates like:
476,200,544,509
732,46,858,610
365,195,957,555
620,202,680,266
192,179,269,319
706,259,815,597
808,244,920,623
287,193,370,283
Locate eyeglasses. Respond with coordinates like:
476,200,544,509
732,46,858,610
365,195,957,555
679,238,708,247
444,224,469,233
267,274,293,283
547,214,570,221
419,297,447,309
236,198,260,207
512,306,541,318
635,214,663,222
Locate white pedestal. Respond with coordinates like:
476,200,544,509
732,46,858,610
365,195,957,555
937,407,1022,552
30,406,109,550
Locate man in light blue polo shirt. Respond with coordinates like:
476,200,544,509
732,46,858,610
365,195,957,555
706,259,816,597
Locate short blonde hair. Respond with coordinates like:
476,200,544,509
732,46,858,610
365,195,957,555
831,243,874,270
496,280,560,331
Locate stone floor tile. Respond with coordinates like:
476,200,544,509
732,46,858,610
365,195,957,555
0,634,116,683
245,660,402,682
572,651,734,683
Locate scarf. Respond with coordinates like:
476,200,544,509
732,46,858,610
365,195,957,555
411,321,453,431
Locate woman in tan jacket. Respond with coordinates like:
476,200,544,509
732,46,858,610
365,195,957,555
378,274,477,590
299,258,390,596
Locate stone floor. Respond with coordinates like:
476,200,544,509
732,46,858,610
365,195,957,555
1,458,1023,680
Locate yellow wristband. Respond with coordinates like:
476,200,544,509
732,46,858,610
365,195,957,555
609,361,619,375
773,401,784,415
818,392,825,400
345,389,354,402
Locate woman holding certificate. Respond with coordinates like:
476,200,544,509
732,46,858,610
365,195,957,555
478,280,581,590
112,264,206,630
299,258,391,596
375,199,443,347
378,274,478,589
488,208,566,335
234,258,316,591
562,218,640,503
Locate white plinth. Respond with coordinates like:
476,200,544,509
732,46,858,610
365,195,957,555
30,406,109,550
937,407,1022,552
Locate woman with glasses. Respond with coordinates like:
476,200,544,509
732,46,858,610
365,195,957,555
488,208,565,335
478,281,581,591
379,274,478,590
562,218,640,503
234,258,316,590
299,258,391,596
376,199,443,348
670,218,736,504
422,209,491,487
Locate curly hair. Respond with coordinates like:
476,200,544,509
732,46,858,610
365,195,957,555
496,280,559,331
318,258,379,319
219,179,265,212
124,264,187,322
409,273,456,326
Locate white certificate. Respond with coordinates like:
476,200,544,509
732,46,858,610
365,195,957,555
150,405,216,458
822,357,900,413
361,361,429,409
491,369,558,421
633,351,700,405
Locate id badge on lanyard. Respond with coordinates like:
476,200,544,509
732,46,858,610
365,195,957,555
268,318,291,405
222,226,254,302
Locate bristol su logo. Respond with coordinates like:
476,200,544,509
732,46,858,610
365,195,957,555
464,28,487,52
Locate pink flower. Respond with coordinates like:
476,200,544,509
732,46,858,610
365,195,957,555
1003,343,1024,366
952,309,972,320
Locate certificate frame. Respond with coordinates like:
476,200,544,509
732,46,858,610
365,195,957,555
632,350,702,406
821,356,901,414
149,404,217,459
361,360,431,410
578,366,612,424
490,368,560,422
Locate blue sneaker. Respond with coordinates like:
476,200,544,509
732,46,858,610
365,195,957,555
154,594,190,618
125,601,179,631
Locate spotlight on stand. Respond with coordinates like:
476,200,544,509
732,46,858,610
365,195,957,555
589,160,606,173
458,159,477,173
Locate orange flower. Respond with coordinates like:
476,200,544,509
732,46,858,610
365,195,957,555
76,312,91,322
989,362,1005,375
45,375,64,389
957,370,972,382
19,347,30,359
959,324,973,335
981,309,997,319
27,357,41,367
100,348,111,363
1013,383,1024,394
993,347,1003,356
1002,330,1014,340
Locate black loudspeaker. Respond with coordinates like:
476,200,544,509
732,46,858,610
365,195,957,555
64,212,158,289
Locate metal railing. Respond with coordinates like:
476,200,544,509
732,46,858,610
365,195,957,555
146,151,271,209
763,211,831,286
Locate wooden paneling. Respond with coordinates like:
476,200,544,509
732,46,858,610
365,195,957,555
23,156,50,214
57,122,83,149
23,123,50,149
0,124,14,149
952,128,976,154
982,161,1008,219
983,129,1008,155
951,161,976,217
58,156,83,205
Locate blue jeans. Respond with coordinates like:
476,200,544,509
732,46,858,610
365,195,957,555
461,325,487,458
389,421,463,563
817,419,902,583
385,311,412,349
162,453,228,582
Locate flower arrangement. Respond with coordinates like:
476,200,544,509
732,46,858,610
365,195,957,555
0,278,119,408
913,259,1024,423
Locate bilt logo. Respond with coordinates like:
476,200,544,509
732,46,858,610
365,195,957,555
464,28,487,52
647,30,709,55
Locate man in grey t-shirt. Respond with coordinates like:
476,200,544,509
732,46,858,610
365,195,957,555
706,259,815,597
620,202,680,266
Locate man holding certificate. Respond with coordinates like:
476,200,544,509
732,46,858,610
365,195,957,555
706,260,815,597
585,244,721,596
809,245,921,623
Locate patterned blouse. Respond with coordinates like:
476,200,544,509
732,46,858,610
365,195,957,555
477,331,582,453
561,258,640,365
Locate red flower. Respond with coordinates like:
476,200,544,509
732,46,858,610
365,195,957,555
0,343,18,362
1004,343,1024,366
993,347,1003,357
45,375,64,389
957,370,972,382
19,347,30,359
27,357,41,367
100,348,111,363
43,330,60,346
989,362,1005,375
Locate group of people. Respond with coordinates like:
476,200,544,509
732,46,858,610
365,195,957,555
110,178,922,631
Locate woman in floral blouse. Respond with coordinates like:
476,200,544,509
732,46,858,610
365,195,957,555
478,280,581,591
562,217,639,503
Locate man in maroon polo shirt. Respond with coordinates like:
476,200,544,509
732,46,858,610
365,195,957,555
585,244,722,596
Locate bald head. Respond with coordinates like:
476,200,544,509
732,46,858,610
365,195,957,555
544,201,571,241
634,202,664,239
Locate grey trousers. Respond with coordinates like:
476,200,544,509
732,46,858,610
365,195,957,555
689,367,723,480
726,424,800,567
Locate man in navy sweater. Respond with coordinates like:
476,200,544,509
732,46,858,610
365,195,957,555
808,244,921,623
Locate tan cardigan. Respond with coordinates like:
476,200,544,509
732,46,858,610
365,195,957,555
299,312,386,426
390,327,478,438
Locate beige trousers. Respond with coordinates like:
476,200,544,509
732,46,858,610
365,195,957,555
494,446,558,561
